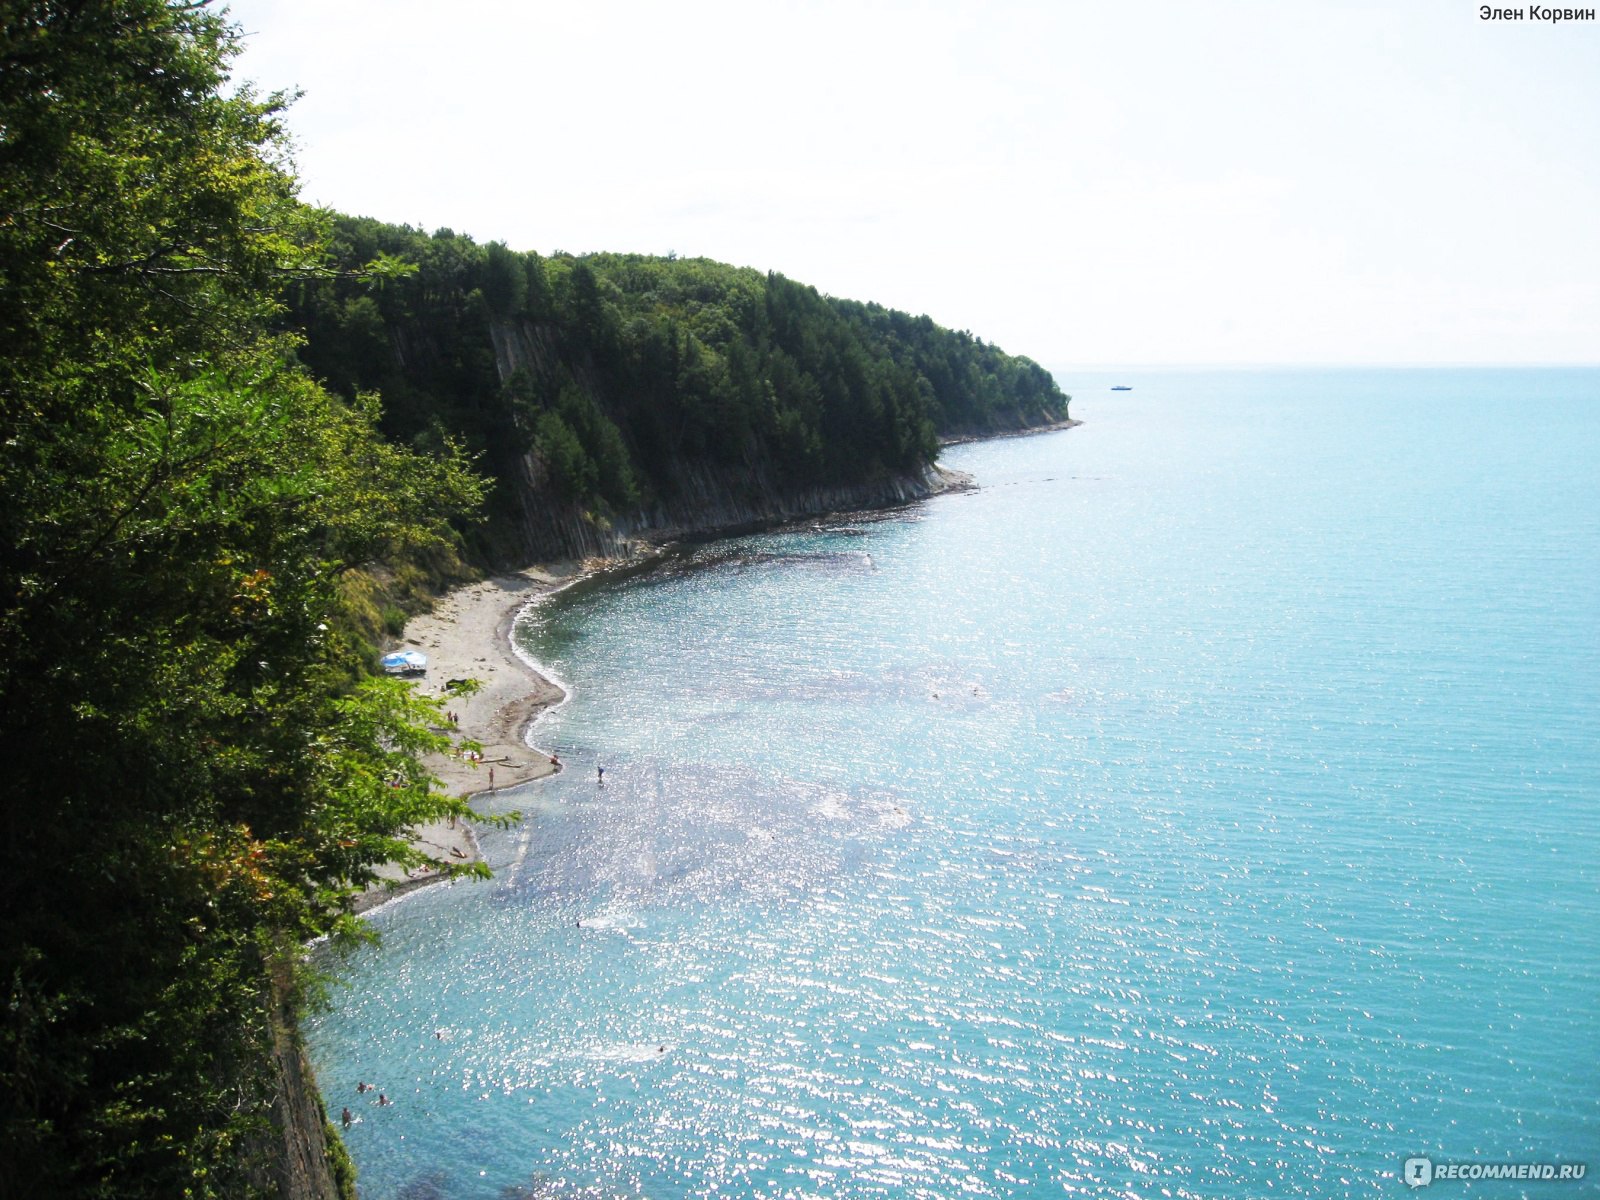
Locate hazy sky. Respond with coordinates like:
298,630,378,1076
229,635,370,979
224,0,1598,366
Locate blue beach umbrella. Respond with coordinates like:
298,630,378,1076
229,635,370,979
379,650,428,674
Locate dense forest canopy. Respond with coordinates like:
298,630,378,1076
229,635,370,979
0,4,482,1196
0,2,1070,1196
287,220,1070,559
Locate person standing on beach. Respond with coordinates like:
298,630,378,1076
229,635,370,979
488,766,495,790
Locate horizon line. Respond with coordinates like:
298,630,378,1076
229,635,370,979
1048,361,1600,372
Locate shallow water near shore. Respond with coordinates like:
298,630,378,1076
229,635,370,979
310,368,1600,1199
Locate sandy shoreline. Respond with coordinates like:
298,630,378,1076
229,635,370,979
354,424,1076,911
354,566,577,912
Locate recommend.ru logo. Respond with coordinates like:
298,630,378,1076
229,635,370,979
1404,1156,1588,1187
1405,1158,1434,1188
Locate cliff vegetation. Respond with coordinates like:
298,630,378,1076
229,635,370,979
1,4,478,1197
0,2,1070,1197
287,223,1070,561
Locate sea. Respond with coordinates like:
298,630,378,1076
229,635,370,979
308,368,1600,1200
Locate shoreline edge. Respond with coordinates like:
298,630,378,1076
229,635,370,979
354,422,1079,912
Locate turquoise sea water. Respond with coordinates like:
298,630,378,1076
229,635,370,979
310,369,1600,1199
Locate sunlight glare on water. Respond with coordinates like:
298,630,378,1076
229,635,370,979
311,369,1600,1199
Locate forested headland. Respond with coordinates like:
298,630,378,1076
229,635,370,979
0,3,1068,1198
286,222,1070,563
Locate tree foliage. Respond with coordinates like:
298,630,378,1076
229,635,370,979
0,4,485,1196
287,226,1069,558
0,5,1070,1192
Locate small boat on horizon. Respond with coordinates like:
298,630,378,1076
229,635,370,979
1111,385,1133,391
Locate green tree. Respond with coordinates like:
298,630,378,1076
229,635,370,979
481,239,527,317
0,4,486,1196
281,205,1068,563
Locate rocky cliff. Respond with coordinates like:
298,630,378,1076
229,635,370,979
481,306,955,559
242,966,352,1200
